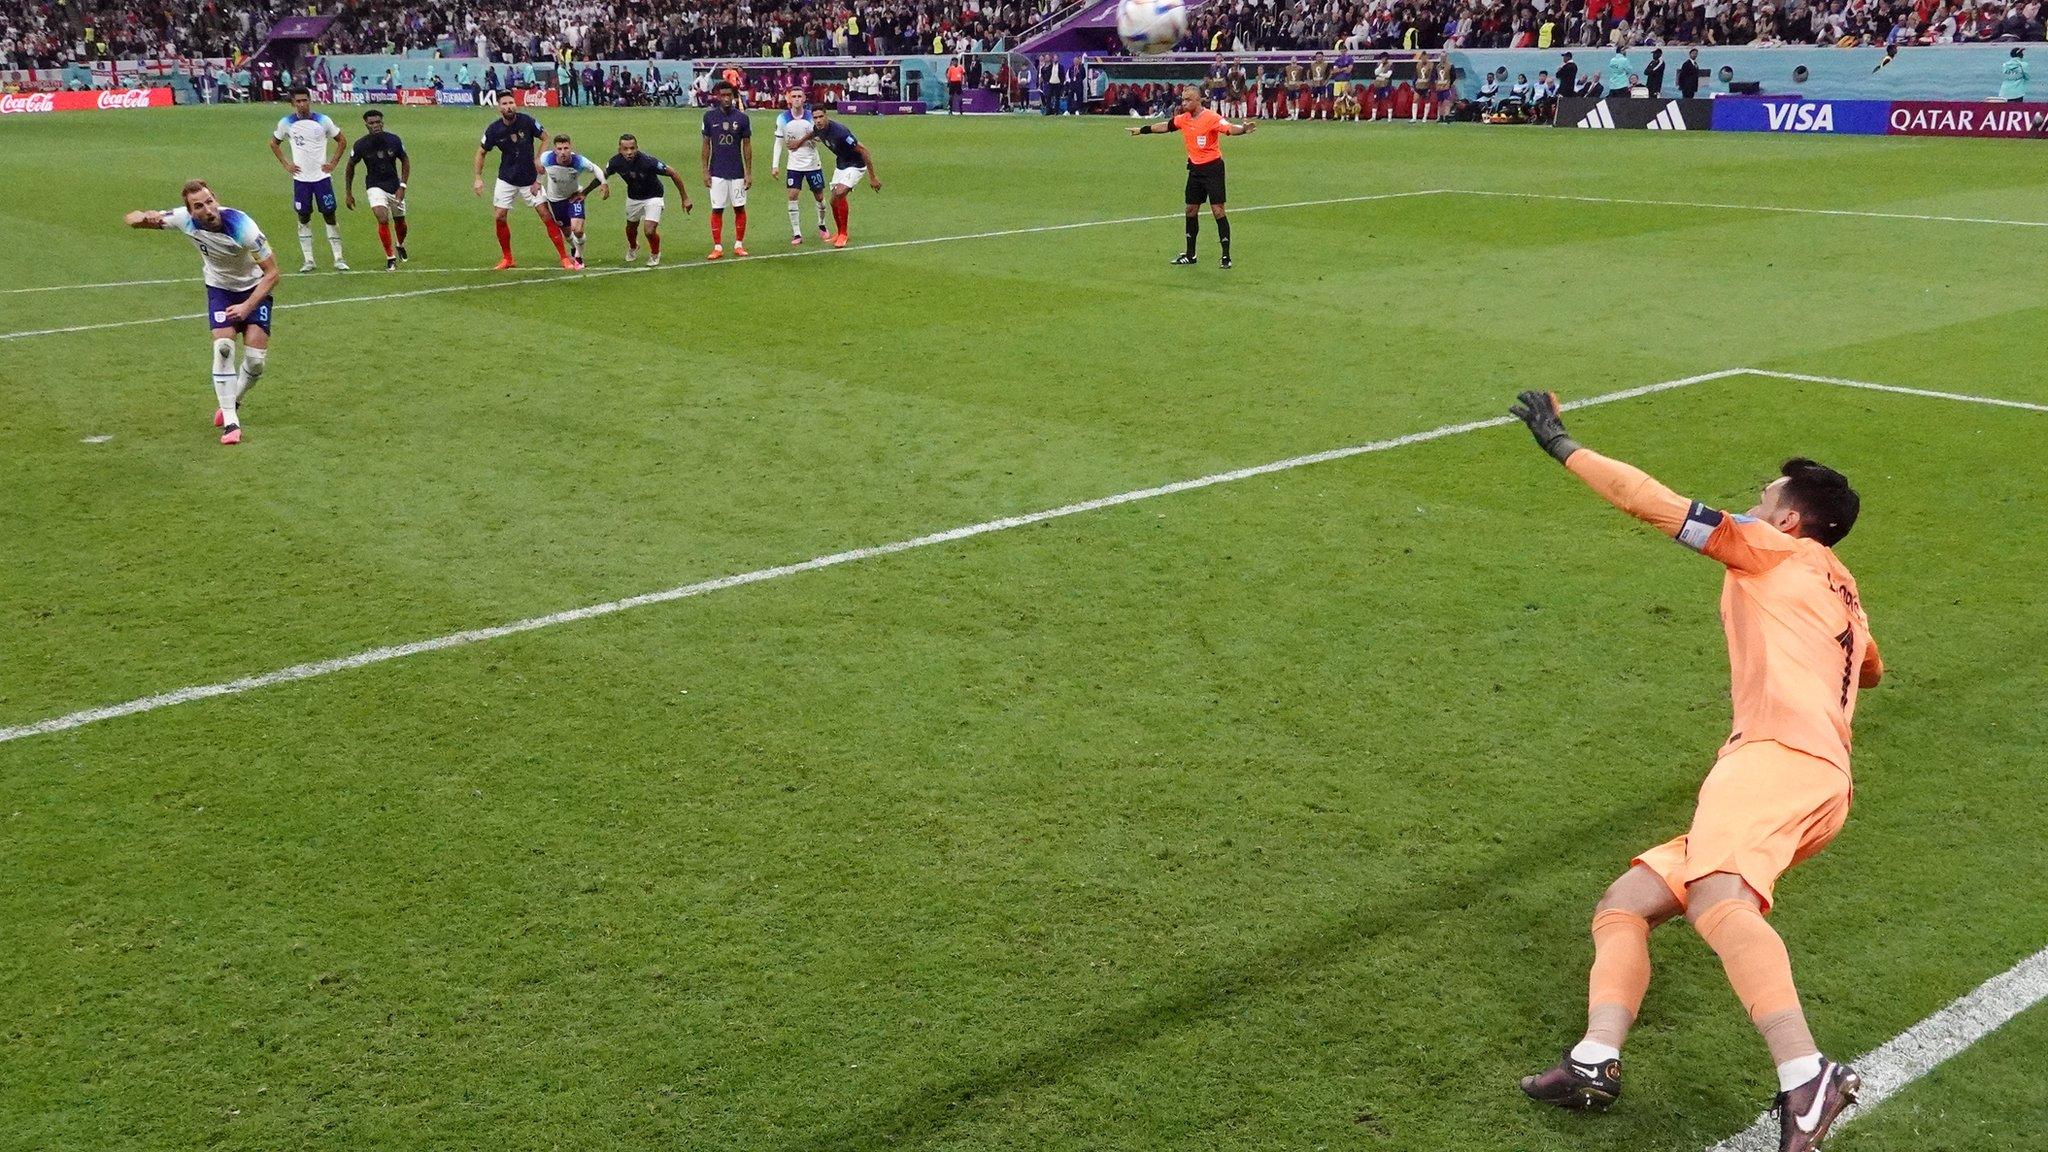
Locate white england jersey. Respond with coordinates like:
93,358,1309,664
273,112,340,179
776,110,820,171
537,151,604,202
163,207,272,290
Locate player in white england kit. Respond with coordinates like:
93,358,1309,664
537,134,609,269
124,180,281,445
268,87,349,272
770,88,829,246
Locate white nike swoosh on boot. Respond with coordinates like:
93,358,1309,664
1794,1066,1834,1133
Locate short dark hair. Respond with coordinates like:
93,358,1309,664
362,109,382,122
290,85,311,98
1779,458,1859,546
553,133,570,143
619,132,636,142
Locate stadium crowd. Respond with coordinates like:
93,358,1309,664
8,0,2045,70
321,0,1056,60
2,0,284,66
1179,0,2048,52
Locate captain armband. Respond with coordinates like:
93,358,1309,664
1675,501,1724,552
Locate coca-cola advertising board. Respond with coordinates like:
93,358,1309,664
0,88,175,114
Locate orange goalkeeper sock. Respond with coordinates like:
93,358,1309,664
1695,899,1818,1064
1585,908,1651,1049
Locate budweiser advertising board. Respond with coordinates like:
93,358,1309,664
0,88,175,114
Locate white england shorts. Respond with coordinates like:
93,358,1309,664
624,196,664,223
366,186,407,216
492,178,544,209
709,176,748,210
831,166,868,191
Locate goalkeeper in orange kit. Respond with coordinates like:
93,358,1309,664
1507,391,1882,1152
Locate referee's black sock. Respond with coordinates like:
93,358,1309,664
1216,215,1231,259
1185,214,1198,258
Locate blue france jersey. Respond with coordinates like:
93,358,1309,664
702,107,751,178
481,113,544,185
817,120,865,169
164,206,272,291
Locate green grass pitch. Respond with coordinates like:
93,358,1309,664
2,106,2046,1150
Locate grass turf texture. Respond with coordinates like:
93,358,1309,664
3,107,2046,1150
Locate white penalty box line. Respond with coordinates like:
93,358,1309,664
4,366,2040,749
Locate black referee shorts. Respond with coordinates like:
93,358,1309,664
1184,159,1226,206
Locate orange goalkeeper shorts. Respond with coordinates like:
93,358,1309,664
1634,739,1851,914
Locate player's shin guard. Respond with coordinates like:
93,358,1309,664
376,220,394,257
1215,215,1231,260
788,198,802,233
495,218,513,258
733,207,747,243
1694,899,1817,1065
211,337,238,425
236,346,266,403
1184,214,1199,258
297,223,316,265
1586,909,1651,1050
325,223,344,261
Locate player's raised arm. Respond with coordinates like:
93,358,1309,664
1224,118,1256,136
124,209,171,229
1128,116,1176,136
1508,389,1800,575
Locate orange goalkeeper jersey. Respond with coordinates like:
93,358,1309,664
1566,450,1882,774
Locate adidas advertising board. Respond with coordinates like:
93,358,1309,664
1557,97,1713,130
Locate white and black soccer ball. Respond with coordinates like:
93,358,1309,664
1116,0,1189,55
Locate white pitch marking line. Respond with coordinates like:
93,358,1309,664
0,190,1449,341
1742,369,2048,413
0,365,1743,746
1447,188,2048,230
1704,944,2048,1152
0,266,553,294
80,435,113,444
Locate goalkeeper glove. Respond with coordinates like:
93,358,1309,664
1509,389,1582,464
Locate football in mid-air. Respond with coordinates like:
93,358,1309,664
1116,0,1188,55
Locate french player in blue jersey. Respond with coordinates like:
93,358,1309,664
124,180,281,445
269,87,349,272
788,104,882,249
344,108,411,271
600,133,693,266
701,81,754,259
471,92,573,270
